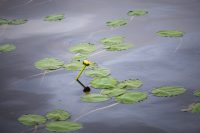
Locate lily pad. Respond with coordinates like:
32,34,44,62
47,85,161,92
46,110,71,121
0,44,16,53
193,90,200,97
117,79,142,89
156,30,184,37
101,89,126,97
0,18,9,25
80,93,110,102
152,86,186,97
90,77,118,89
69,43,96,54
127,10,148,16
35,58,64,70
85,67,110,78
106,19,128,28
8,19,28,25
46,121,83,132
64,61,83,71
18,114,46,126
101,36,124,46
104,43,133,51
44,14,65,21
115,92,148,104
72,54,88,61
181,103,200,113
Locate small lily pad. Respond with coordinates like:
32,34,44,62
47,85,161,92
64,61,83,71
35,58,64,70
8,19,28,25
81,93,110,102
181,103,200,113
152,86,186,97
85,67,110,78
117,79,142,89
69,43,96,54
46,121,83,132
115,92,148,104
44,14,64,21
101,36,124,46
0,43,16,53
90,77,118,89
0,18,9,25
46,110,71,121
18,114,46,126
104,43,133,51
156,30,184,37
193,90,200,97
127,10,148,16
106,19,128,28
101,89,126,97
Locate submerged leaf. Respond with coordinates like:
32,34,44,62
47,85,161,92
101,89,126,97
85,67,110,78
106,19,128,28
0,44,16,52
152,86,186,97
35,58,64,70
46,110,71,121
69,43,96,54
127,10,148,16
156,30,184,37
81,93,110,102
101,36,124,46
44,14,64,21
117,79,142,89
46,121,83,132
90,77,118,89
18,114,46,126
193,90,200,97
181,103,200,113
116,92,147,104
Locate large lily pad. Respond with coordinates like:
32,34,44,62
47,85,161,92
8,19,28,25
193,90,200,97
127,10,148,16
18,114,46,126
44,14,65,21
85,67,110,78
46,110,71,121
156,30,184,37
90,77,118,89
101,89,126,97
46,121,83,132
181,103,200,113
64,61,83,71
152,86,186,97
100,36,124,46
35,58,64,70
106,19,128,28
0,44,16,53
117,79,142,89
69,43,96,54
115,92,148,104
104,43,133,51
80,93,110,102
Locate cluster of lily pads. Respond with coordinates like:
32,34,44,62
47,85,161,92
18,110,83,132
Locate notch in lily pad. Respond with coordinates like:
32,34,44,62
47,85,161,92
69,43,96,54
106,19,128,28
46,110,71,121
81,93,110,102
152,86,186,97
0,43,16,53
35,58,64,70
90,76,118,89
117,79,143,90
18,114,46,126
156,30,184,37
127,9,148,16
44,14,65,21
181,102,200,113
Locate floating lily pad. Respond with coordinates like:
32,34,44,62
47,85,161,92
90,77,118,89
106,19,128,28
117,79,142,89
181,103,200,113
46,121,83,132
35,58,64,70
0,44,16,53
152,86,186,97
101,89,126,97
46,110,71,121
127,10,148,16
0,18,9,25
81,93,110,102
85,67,110,78
18,114,46,126
156,30,184,37
69,43,96,54
101,36,124,46
8,19,28,25
116,92,148,104
104,43,133,51
193,90,200,97
64,61,83,71
72,54,88,61
44,14,64,21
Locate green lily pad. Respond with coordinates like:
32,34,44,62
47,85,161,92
152,86,186,97
69,43,96,54
115,92,148,104
90,77,118,89
100,36,124,46
81,93,110,102
193,90,200,97
181,103,200,113
0,44,16,53
44,14,65,21
18,114,46,126
8,19,28,25
156,30,184,37
85,67,110,78
101,89,126,97
0,18,9,25
35,58,64,70
117,79,142,89
127,10,148,16
64,61,83,71
72,54,88,61
46,110,71,121
104,43,133,51
106,19,128,28
46,121,83,132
